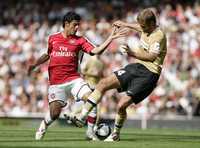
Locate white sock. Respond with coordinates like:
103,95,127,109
44,111,54,126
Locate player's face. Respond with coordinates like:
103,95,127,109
138,19,155,33
138,20,150,33
64,20,80,35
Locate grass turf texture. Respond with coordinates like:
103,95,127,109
0,124,200,148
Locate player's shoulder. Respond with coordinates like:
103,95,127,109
49,32,61,38
151,27,166,40
74,35,87,40
75,35,93,44
66,34,85,41
154,28,165,36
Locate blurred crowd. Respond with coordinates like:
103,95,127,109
0,0,200,119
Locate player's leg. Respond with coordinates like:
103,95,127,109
85,107,97,139
74,74,121,127
105,64,160,141
105,95,133,141
66,78,99,138
35,101,63,140
80,91,98,140
106,87,157,142
73,64,133,127
65,95,97,140
36,85,66,140
68,99,85,117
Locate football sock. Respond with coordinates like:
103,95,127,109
113,113,127,134
44,111,54,126
87,107,97,133
80,89,102,119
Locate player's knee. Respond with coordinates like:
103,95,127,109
49,102,62,120
50,108,61,120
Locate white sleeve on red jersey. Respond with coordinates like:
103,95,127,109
80,37,96,53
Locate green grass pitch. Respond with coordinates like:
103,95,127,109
0,124,200,148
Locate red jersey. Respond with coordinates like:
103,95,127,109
47,32,95,85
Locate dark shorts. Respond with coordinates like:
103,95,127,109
114,63,159,104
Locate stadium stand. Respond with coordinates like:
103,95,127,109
0,0,200,122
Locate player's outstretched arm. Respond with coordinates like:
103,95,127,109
90,26,129,55
113,20,142,33
28,53,50,76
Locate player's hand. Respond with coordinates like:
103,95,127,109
119,44,130,54
119,44,137,57
113,20,126,28
27,65,36,76
110,26,129,39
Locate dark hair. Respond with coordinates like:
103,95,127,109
62,11,81,28
137,8,156,26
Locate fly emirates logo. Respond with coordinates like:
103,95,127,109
51,46,76,57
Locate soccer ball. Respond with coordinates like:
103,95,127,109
94,123,111,140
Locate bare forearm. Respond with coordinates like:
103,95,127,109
114,20,142,32
91,26,128,55
90,36,112,55
128,49,156,62
34,53,50,67
124,23,142,32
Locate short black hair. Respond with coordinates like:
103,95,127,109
62,11,81,28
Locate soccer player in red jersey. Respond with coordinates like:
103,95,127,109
28,11,127,140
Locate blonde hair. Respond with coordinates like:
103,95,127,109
137,8,156,26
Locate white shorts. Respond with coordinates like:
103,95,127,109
48,78,92,106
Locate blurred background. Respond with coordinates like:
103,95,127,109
0,0,200,128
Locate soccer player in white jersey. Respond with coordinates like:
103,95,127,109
28,11,127,140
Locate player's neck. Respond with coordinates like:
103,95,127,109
62,31,72,38
147,26,157,35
